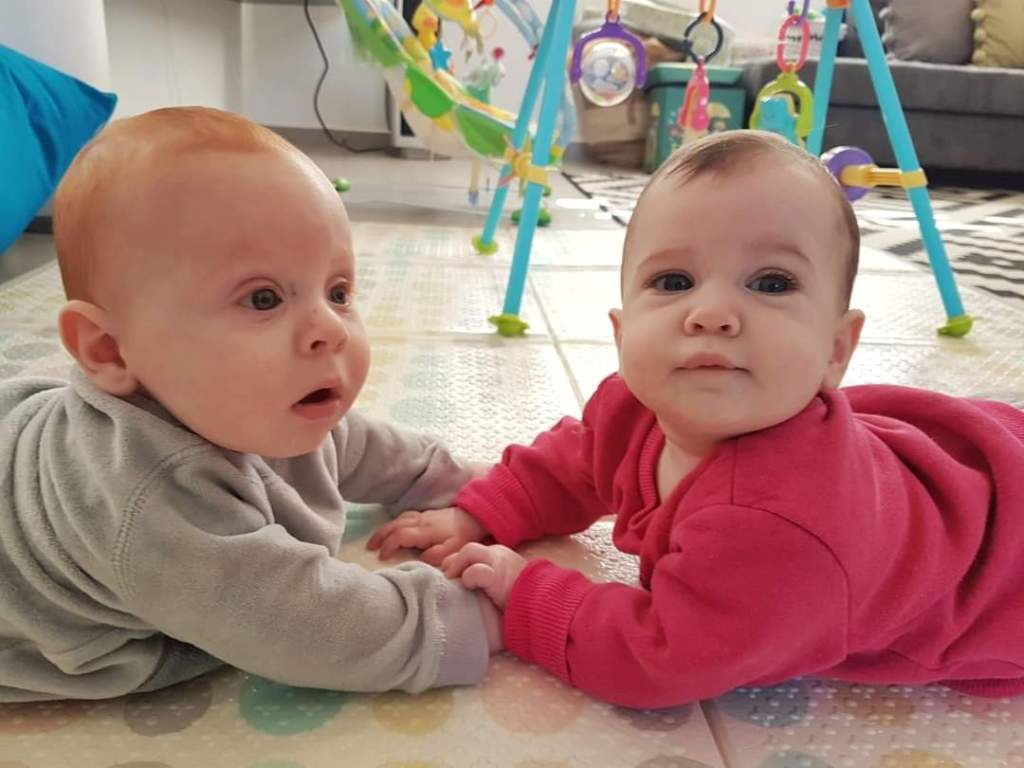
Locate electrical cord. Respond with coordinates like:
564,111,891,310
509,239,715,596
302,0,387,153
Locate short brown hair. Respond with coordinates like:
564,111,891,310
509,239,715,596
626,130,860,308
54,106,302,302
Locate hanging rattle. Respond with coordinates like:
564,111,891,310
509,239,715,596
569,0,647,107
749,0,815,147
676,0,724,137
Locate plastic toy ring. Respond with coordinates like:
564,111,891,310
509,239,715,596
776,14,810,72
683,15,724,64
570,11,647,87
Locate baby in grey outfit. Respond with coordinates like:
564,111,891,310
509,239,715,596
0,106,501,702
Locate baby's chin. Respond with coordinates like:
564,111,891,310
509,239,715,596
189,423,333,458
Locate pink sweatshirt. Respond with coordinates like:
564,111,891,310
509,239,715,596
455,375,1024,708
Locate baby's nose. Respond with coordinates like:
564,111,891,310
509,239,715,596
683,297,741,336
303,307,349,353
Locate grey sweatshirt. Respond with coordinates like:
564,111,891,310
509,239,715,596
0,369,489,702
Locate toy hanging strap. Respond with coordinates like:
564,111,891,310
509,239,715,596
699,0,717,22
678,55,710,132
786,0,810,19
607,0,621,22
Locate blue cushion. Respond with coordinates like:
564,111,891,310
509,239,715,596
0,44,117,254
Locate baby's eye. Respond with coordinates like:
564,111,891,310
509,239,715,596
651,273,693,292
748,273,796,294
328,283,350,306
244,288,283,311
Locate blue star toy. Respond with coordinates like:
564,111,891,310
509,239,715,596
429,40,452,71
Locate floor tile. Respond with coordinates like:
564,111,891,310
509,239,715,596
356,336,580,461
530,269,621,344
846,341,1024,396
705,679,1024,768
853,273,1024,346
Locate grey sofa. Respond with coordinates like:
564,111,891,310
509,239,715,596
740,56,1024,176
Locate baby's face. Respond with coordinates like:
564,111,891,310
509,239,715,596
612,157,861,447
102,149,370,457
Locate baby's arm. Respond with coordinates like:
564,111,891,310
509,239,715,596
366,415,602,564
116,463,496,694
459,506,850,709
368,376,620,561
450,414,607,548
330,410,485,512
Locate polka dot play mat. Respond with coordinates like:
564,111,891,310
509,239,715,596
3,218,1024,767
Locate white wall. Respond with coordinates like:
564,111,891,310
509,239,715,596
0,0,112,89
239,2,388,132
721,0,793,41
101,0,389,131
104,0,242,118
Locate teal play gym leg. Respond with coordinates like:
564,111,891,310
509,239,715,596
480,0,577,336
472,0,564,260
811,0,973,336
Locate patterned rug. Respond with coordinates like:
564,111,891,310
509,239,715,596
562,170,1024,305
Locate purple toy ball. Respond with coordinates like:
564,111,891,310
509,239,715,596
821,145,874,203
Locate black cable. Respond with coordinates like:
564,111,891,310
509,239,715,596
303,0,386,153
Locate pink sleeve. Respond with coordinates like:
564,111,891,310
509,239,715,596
503,506,851,708
455,415,606,547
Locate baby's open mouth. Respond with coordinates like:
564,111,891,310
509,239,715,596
297,387,337,405
291,386,343,420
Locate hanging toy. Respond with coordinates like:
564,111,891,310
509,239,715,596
670,1,722,144
466,47,507,205
569,0,647,107
429,39,454,71
465,46,506,103
678,55,710,139
678,0,724,66
749,0,815,147
412,3,441,50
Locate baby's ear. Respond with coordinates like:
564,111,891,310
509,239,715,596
608,308,625,373
58,300,140,396
608,308,623,350
822,308,865,390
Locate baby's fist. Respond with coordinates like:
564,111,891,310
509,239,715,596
442,543,526,610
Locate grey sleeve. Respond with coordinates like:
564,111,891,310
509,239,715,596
114,457,489,693
331,410,476,510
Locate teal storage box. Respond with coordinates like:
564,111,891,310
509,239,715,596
643,64,745,172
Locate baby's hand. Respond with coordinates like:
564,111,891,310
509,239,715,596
367,506,486,566
442,543,526,610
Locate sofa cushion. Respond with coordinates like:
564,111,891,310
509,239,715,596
0,44,116,254
880,0,974,64
971,0,1024,69
741,57,1024,119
